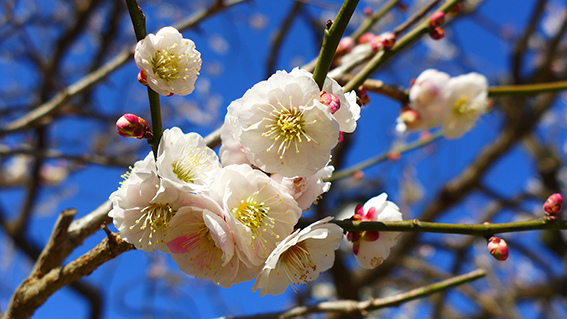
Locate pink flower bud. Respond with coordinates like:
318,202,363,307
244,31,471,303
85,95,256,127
358,32,374,44
487,237,509,261
543,193,562,220
338,131,344,143
363,7,373,16
429,27,445,40
429,12,445,27
336,37,355,56
399,109,421,130
320,91,341,114
116,113,151,139
138,70,148,86
357,85,370,105
380,32,396,50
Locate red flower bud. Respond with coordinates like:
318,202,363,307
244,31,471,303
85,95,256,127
487,237,509,261
429,27,445,40
116,113,151,139
543,193,562,221
358,32,375,44
336,37,355,56
138,70,148,86
320,91,341,114
429,12,445,27
380,32,396,50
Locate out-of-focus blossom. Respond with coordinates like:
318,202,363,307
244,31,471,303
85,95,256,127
252,217,343,296
347,193,403,269
408,69,450,129
135,26,201,96
440,72,488,139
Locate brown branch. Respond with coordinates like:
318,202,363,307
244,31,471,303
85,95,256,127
221,269,486,319
3,234,134,319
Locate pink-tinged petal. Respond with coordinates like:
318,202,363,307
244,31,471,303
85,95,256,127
167,236,192,254
364,206,376,220
362,230,379,241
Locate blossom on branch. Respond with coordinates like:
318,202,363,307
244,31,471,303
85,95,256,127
209,164,302,267
166,194,260,287
225,69,340,177
156,127,221,192
347,193,403,269
408,69,450,129
270,165,334,211
109,153,199,253
135,26,202,96
252,217,343,296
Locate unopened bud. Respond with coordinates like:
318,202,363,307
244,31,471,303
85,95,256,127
429,27,445,40
357,85,370,105
487,237,509,261
363,7,373,16
336,37,355,56
450,3,462,15
116,113,151,139
380,32,396,50
543,193,562,221
320,91,341,114
399,109,421,130
429,12,445,27
358,32,374,44
338,131,344,143
138,70,148,86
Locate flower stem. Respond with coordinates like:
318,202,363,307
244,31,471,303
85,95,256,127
312,0,360,90
350,0,400,41
489,80,567,96
334,218,567,235
125,0,162,158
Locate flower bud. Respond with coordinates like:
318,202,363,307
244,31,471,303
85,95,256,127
380,32,396,50
116,113,151,139
320,91,341,114
138,70,148,86
543,193,562,221
399,109,421,130
358,32,375,44
363,7,373,16
357,85,370,105
429,27,445,40
487,237,508,261
338,131,344,143
429,12,445,27
336,37,355,56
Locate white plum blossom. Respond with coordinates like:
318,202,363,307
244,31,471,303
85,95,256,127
109,154,199,253
252,217,343,296
157,127,221,191
271,166,334,211
219,110,252,166
135,26,202,96
288,68,360,133
226,69,340,177
347,193,402,269
209,164,302,267
408,69,450,129
166,193,260,287
440,72,488,139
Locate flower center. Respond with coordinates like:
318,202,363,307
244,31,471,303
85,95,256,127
232,196,272,232
151,48,182,82
172,150,209,183
262,105,317,161
453,96,476,117
281,242,316,284
130,203,175,248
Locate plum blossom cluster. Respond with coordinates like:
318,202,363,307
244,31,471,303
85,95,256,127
110,27,405,295
397,69,490,139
